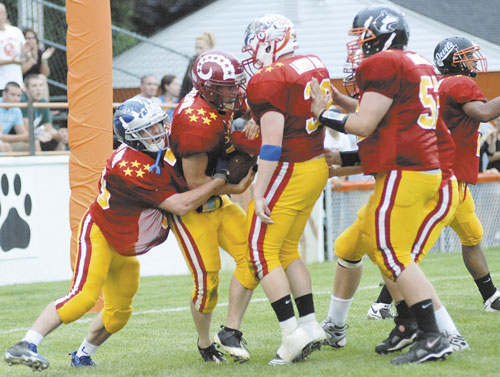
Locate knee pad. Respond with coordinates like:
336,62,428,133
234,259,259,290
102,306,133,334
280,249,301,271
192,271,219,313
337,258,363,269
56,292,99,324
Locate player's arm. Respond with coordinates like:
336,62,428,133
253,110,284,224
158,176,226,216
182,152,253,195
331,85,359,113
462,97,500,122
311,78,392,137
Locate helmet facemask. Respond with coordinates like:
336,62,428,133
452,45,487,77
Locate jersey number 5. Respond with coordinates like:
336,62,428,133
304,78,333,134
417,75,439,130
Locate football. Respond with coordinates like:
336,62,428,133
226,150,257,184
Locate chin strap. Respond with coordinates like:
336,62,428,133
149,150,163,175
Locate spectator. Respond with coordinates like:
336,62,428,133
179,32,215,99
133,74,161,104
21,74,67,151
158,74,180,121
21,28,54,100
485,116,500,171
0,81,27,152
0,3,26,90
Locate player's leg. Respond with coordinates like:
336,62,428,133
215,198,257,362
367,284,395,320
4,214,112,371
169,211,226,362
450,183,500,311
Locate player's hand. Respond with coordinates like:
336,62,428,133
254,196,273,224
227,167,255,194
310,77,328,119
324,148,341,166
242,119,260,139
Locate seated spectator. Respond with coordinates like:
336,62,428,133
21,28,54,100
158,74,180,121
21,74,67,151
0,81,28,152
133,74,161,104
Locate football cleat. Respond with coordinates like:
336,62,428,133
391,331,453,365
444,333,469,352
367,302,395,320
214,326,250,363
70,351,97,367
321,317,347,348
484,290,500,312
269,326,314,365
198,342,227,363
375,318,418,354
4,341,49,371
298,316,327,352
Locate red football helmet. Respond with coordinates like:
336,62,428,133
191,49,247,112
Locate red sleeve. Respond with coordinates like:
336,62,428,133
446,76,487,104
170,110,222,158
231,130,262,155
247,67,287,121
357,52,401,98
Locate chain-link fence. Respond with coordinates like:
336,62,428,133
4,0,191,101
324,176,500,260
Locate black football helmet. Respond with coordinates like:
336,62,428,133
433,36,487,78
347,5,409,65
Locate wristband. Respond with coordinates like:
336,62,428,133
259,144,281,161
319,110,349,134
339,150,361,167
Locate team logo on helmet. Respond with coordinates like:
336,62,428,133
373,10,399,33
196,53,236,81
435,41,456,66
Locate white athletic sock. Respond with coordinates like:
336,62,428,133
22,329,44,347
328,295,353,327
76,338,99,358
435,306,459,335
298,312,317,325
279,316,298,333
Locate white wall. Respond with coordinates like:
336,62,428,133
0,155,188,286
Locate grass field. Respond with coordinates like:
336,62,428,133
1,248,500,377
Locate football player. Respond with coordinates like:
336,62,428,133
434,36,500,312
4,98,229,371
242,14,329,365
168,49,258,363
310,5,454,364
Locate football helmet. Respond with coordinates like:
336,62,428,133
113,98,169,152
191,49,246,112
242,14,298,75
434,36,487,78
347,5,409,65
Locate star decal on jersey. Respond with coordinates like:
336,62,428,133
189,114,199,122
197,108,207,116
202,117,211,125
119,160,128,168
184,108,194,114
131,160,141,168
265,66,274,72
209,112,217,120
275,62,284,67
123,167,133,176
135,169,145,178
143,163,151,171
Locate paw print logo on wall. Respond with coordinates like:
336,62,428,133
0,174,32,251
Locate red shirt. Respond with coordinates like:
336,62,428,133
436,116,456,187
438,75,487,184
356,50,440,174
246,54,330,162
170,90,234,179
89,144,185,256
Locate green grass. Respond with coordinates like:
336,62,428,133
1,248,500,377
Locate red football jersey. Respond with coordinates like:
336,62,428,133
89,144,184,256
246,54,330,162
438,75,487,184
356,50,440,174
436,116,456,187
170,90,234,178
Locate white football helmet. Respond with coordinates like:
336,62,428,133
242,14,298,75
113,98,169,152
